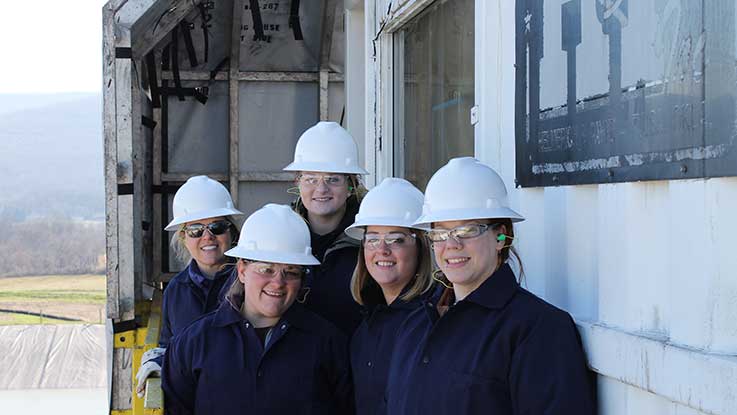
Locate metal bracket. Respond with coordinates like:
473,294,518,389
470,105,479,125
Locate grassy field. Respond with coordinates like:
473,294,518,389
0,274,105,325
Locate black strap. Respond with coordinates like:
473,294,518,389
249,0,267,41
152,184,182,194
145,52,161,108
170,27,185,101
115,47,132,59
192,87,209,105
158,86,209,105
198,2,213,63
117,183,134,195
161,45,171,71
289,0,304,40
179,20,199,67
141,115,157,129
113,319,138,333
210,57,229,80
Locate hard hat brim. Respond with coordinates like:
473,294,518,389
282,161,369,175
344,218,429,240
165,207,244,231
224,246,320,266
413,207,525,228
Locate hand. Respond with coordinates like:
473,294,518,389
135,360,162,398
135,348,165,398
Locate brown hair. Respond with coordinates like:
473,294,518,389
350,230,434,305
430,218,525,286
491,218,525,280
290,173,367,218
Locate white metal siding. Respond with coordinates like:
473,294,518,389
359,0,737,413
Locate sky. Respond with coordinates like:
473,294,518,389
0,0,107,94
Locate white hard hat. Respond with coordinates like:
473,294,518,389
413,157,525,227
225,204,320,265
165,175,244,231
345,178,426,239
283,121,369,175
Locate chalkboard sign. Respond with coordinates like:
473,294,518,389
515,0,737,186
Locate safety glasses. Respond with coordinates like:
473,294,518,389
182,220,231,238
244,260,305,282
298,174,348,188
363,232,417,250
426,224,492,244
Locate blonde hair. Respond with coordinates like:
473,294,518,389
350,231,434,305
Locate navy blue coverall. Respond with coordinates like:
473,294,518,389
161,285,354,415
159,261,235,348
385,263,596,414
298,198,363,335
350,286,430,415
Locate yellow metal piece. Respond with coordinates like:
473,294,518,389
145,378,164,412
132,344,145,415
114,330,136,348
136,327,149,347
130,289,165,415
109,291,165,415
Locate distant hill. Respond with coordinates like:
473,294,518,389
0,93,103,220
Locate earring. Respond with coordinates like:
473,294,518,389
431,269,452,289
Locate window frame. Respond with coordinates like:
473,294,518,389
368,0,477,186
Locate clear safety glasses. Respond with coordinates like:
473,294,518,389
298,174,348,188
363,232,417,250
182,220,231,238
244,260,305,282
426,224,492,244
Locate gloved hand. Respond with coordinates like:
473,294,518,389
135,347,166,398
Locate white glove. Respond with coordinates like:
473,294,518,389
141,347,166,364
135,347,166,398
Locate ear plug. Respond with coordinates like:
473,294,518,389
497,234,507,242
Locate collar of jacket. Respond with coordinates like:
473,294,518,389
432,263,519,311
187,260,234,286
323,230,360,258
463,263,519,309
213,279,314,331
292,195,361,259
362,279,426,315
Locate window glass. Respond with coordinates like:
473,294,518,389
393,0,474,190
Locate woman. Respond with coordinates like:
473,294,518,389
162,204,354,414
385,157,595,414
344,178,434,415
136,175,243,396
283,121,368,335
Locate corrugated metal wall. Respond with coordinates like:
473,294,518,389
361,0,737,413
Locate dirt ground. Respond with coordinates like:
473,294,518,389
0,275,105,324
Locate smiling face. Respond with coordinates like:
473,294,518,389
297,171,351,219
182,216,232,276
237,260,302,327
363,226,419,301
432,220,503,300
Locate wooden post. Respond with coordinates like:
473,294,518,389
229,0,243,205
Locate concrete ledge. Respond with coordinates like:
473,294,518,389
577,321,737,415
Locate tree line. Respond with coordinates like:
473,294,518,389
0,216,105,277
